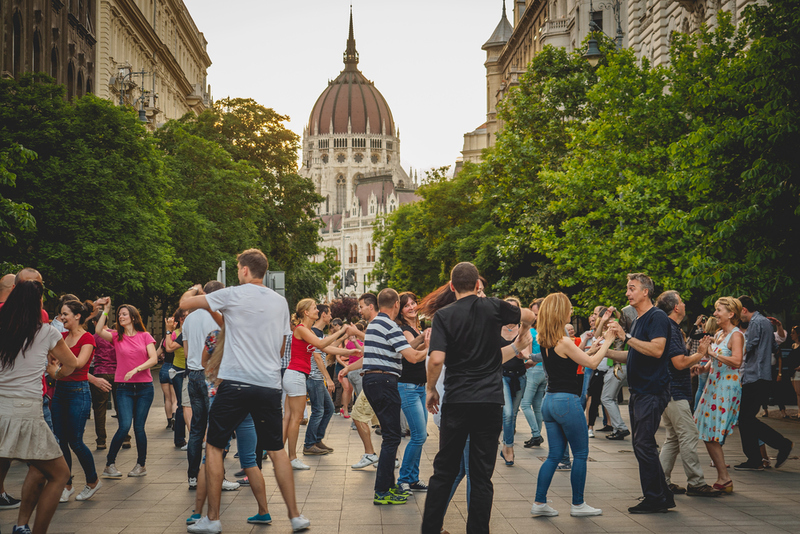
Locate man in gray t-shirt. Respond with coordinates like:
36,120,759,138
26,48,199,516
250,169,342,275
734,295,793,470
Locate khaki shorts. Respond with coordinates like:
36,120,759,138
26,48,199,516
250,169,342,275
182,377,190,407
350,390,375,423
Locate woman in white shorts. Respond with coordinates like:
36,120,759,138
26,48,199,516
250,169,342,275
0,280,79,534
282,299,351,470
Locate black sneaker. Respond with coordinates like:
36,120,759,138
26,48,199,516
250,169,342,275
408,481,428,491
598,425,614,432
628,499,670,514
524,436,544,448
606,429,630,440
733,462,764,471
775,441,793,469
0,491,21,509
234,469,246,478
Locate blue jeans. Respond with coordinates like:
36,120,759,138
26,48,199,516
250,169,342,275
187,370,209,478
398,382,428,484
535,392,589,505
520,364,546,439
304,378,334,448
51,381,97,484
42,395,54,432
502,374,526,446
108,382,154,467
581,368,593,409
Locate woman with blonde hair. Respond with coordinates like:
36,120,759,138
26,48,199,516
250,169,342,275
531,293,620,518
283,298,351,470
694,297,744,493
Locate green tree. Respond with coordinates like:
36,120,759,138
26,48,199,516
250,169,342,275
0,143,37,246
0,75,181,312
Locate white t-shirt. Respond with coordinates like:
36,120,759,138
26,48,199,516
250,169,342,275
204,283,291,389
0,324,62,398
182,309,219,371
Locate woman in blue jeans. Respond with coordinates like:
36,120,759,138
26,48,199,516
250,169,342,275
531,293,620,518
52,300,105,502
521,298,546,448
95,298,158,478
395,291,429,492
500,297,530,465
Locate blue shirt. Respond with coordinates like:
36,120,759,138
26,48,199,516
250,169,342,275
363,313,412,377
741,311,776,385
626,306,671,395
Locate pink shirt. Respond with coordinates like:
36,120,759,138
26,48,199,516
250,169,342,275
112,331,156,383
345,339,363,365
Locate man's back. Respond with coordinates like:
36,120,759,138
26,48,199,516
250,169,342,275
430,295,520,405
204,283,290,389
742,311,774,384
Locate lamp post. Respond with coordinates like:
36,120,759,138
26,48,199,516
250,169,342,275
340,232,351,296
582,0,624,66
111,64,153,123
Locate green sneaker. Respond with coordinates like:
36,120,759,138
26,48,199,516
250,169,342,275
373,490,407,505
389,484,410,498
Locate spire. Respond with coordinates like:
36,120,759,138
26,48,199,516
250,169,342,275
343,6,359,70
482,1,513,50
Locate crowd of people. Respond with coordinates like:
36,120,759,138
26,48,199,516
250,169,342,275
0,253,798,534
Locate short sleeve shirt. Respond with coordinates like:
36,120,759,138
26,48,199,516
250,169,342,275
666,318,692,402
429,295,521,405
112,331,156,383
362,313,412,376
59,331,95,382
309,327,325,381
182,309,219,371
0,324,62,398
204,283,291,389
626,306,671,395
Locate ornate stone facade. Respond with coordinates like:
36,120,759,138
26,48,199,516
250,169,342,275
302,12,418,300
457,0,757,169
94,0,211,126
1,0,97,100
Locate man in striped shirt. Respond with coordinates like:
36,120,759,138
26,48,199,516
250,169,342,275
352,289,429,504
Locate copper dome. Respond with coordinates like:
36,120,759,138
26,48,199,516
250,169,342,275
307,12,395,137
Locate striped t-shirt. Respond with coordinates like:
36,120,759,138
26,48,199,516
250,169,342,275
363,312,412,376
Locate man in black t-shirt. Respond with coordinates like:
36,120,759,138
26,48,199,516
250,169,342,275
607,273,674,514
655,291,721,497
421,262,535,534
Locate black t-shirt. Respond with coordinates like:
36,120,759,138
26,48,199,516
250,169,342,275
626,306,671,395
542,346,582,395
501,337,526,376
429,295,521,405
666,318,691,402
399,325,426,385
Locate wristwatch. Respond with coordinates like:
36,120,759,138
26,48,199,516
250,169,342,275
625,333,633,342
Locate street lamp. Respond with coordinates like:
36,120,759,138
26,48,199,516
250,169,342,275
110,64,153,122
340,233,351,296
582,0,624,65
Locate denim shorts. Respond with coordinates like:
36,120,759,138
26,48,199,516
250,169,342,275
282,369,308,397
158,362,173,384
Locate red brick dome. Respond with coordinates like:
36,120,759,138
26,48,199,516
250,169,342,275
307,11,394,137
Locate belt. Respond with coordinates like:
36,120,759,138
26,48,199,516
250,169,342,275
361,370,392,376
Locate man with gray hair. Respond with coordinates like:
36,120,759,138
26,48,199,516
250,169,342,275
655,291,721,497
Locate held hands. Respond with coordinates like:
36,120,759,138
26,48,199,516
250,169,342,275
100,297,111,312
426,387,441,415
698,336,711,355
515,328,532,356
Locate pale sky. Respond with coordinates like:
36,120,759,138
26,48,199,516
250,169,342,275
183,0,505,175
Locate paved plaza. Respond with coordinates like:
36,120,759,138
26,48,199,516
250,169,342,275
2,384,799,534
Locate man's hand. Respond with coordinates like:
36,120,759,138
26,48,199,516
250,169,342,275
326,381,335,394
426,387,440,415
89,375,113,392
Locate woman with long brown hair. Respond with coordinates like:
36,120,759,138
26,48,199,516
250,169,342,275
531,293,618,518
95,298,158,479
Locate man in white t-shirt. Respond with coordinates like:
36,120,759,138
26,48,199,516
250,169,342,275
179,249,309,533
182,280,224,490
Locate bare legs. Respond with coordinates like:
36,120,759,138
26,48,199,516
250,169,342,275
340,377,353,417
282,395,306,461
354,420,376,455
704,441,731,486
194,462,268,519
13,457,70,534
160,381,176,424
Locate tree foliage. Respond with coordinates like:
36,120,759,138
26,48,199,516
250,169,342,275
0,143,37,246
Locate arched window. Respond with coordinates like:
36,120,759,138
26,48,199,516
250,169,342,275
366,243,372,263
50,48,59,80
348,244,353,264
33,31,42,73
67,62,75,101
86,77,93,94
325,194,330,214
353,244,358,264
12,12,23,78
77,71,84,98
336,175,346,214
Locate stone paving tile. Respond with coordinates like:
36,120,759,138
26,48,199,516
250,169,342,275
2,386,800,533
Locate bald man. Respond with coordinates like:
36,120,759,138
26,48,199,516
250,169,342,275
0,273,16,303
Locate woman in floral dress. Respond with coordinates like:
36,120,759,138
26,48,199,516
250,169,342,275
694,297,744,493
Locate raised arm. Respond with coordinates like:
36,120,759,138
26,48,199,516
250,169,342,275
294,323,349,350
672,336,711,371
179,285,210,313
95,298,114,342
556,326,619,369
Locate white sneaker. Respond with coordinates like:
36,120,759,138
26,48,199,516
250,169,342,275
186,516,222,534
102,464,122,478
531,502,559,517
588,429,595,438
221,478,239,491
290,458,310,470
372,458,400,469
59,487,75,503
181,443,189,451
571,502,602,516
352,453,379,469
188,477,197,490
290,514,311,532
75,481,102,501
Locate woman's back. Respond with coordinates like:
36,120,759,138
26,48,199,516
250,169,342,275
542,345,581,396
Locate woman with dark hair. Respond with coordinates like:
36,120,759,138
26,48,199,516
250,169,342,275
531,293,618,518
95,298,158,479
165,309,189,449
396,291,429,492
499,297,530,466
157,314,178,429
0,280,79,533
51,299,103,502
